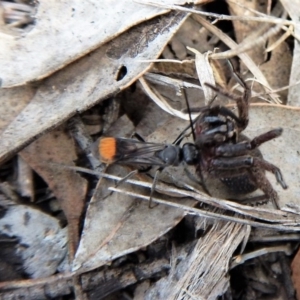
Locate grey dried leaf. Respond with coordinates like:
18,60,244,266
0,205,68,278
0,0,170,87
73,164,194,273
244,105,300,210
0,12,188,165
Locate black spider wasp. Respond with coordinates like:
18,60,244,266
91,61,287,209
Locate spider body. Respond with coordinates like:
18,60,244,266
191,74,287,208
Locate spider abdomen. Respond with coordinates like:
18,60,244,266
219,172,257,194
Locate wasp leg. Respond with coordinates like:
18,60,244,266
102,169,139,200
148,168,163,209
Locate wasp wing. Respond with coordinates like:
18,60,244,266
113,138,174,167
92,137,178,167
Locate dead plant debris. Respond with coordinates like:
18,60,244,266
0,1,299,299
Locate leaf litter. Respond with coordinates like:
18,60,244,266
0,1,300,299
0,0,185,87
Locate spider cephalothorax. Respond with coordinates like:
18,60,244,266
192,70,287,209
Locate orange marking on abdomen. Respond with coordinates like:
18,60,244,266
99,137,116,163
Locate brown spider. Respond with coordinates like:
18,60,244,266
192,69,287,209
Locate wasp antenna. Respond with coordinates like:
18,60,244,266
182,86,196,142
207,93,218,106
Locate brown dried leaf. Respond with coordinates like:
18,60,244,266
0,85,36,134
292,247,300,299
259,34,292,103
195,15,278,102
163,16,213,60
20,127,88,257
227,0,268,67
151,60,197,79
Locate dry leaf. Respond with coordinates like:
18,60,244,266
20,127,88,257
280,0,300,106
0,12,188,165
0,0,171,87
227,0,268,67
292,247,300,299
73,164,194,273
195,15,279,103
188,48,216,104
0,85,36,134
73,114,195,273
259,34,292,103
244,105,300,210
0,204,67,278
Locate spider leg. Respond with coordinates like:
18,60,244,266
211,156,287,209
215,128,283,157
196,132,226,146
252,157,287,189
204,105,241,124
195,107,240,147
197,125,228,146
238,194,268,205
211,156,253,169
250,167,281,209
204,60,250,132
205,83,250,131
227,59,250,131
211,156,287,189
250,128,282,149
